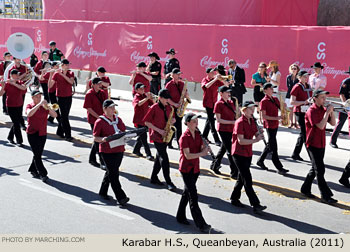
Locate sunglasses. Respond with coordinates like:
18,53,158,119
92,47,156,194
259,66,266,69
292,68,297,70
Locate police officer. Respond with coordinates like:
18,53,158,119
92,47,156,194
49,41,64,61
330,67,350,148
147,52,162,95
164,48,180,84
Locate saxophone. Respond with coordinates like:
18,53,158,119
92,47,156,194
279,93,290,126
163,106,176,143
232,96,241,120
176,79,191,118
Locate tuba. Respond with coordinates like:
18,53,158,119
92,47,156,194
3,33,35,87
176,79,191,117
163,106,176,143
279,93,290,126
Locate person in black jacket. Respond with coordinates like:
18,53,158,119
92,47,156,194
227,59,246,106
164,48,180,84
285,64,300,128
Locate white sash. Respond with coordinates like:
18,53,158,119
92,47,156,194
99,115,122,148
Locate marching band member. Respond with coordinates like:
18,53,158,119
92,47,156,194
93,99,130,206
147,52,162,95
0,51,12,115
176,112,212,233
132,83,154,160
256,83,289,174
26,90,57,182
300,89,337,204
83,77,108,168
230,101,267,213
164,48,180,85
330,67,350,148
210,86,238,178
201,67,224,146
339,159,350,188
85,66,111,92
50,59,74,141
34,52,50,102
46,61,62,125
0,69,27,146
144,88,177,191
290,70,312,161
129,62,152,96
165,68,188,149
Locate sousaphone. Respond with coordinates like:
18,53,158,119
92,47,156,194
3,32,35,86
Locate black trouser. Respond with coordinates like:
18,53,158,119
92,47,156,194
2,92,7,113
99,152,127,202
151,142,172,184
292,112,307,157
48,92,61,123
301,147,333,199
257,128,283,170
202,107,220,142
41,83,50,102
213,131,238,175
57,96,72,138
89,124,105,165
7,106,23,144
176,170,208,229
341,160,350,180
20,94,25,127
150,78,161,95
231,155,260,207
27,132,48,177
330,112,348,145
231,89,243,106
169,113,182,146
133,125,152,156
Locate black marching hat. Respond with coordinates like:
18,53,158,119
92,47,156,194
166,48,177,55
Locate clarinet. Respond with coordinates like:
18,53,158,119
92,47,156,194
196,127,216,159
252,116,267,146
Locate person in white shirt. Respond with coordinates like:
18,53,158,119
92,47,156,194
309,62,327,90
267,60,281,94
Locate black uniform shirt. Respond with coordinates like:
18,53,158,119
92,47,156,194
164,58,180,75
339,78,350,100
150,61,162,79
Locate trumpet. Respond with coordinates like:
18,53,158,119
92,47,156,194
307,97,350,114
218,74,232,81
43,103,59,111
150,93,159,102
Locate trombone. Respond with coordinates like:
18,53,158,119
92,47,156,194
307,98,350,114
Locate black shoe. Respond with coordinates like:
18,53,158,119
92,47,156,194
17,143,24,147
300,190,316,198
119,197,130,206
214,141,222,146
329,143,338,148
256,161,268,170
89,160,100,168
321,197,338,204
253,205,267,213
277,168,289,175
132,151,144,157
65,137,74,142
199,224,212,233
41,176,49,183
146,155,154,161
167,182,177,192
291,155,304,161
150,178,164,186
231,199,245,208
7,138,15,144
99,194,113,201
31,172,40,179
339,178,350,188
176,218,190,225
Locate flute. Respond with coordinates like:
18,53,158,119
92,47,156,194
196,127,216,160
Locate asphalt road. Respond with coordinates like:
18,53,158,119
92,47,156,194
0,86,349,234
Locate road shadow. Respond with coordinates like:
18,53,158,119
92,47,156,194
0,167,20,177
46,178,108,206
0,139,16,148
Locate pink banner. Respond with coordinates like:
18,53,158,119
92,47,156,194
1,18,349,96
42,0,319,26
